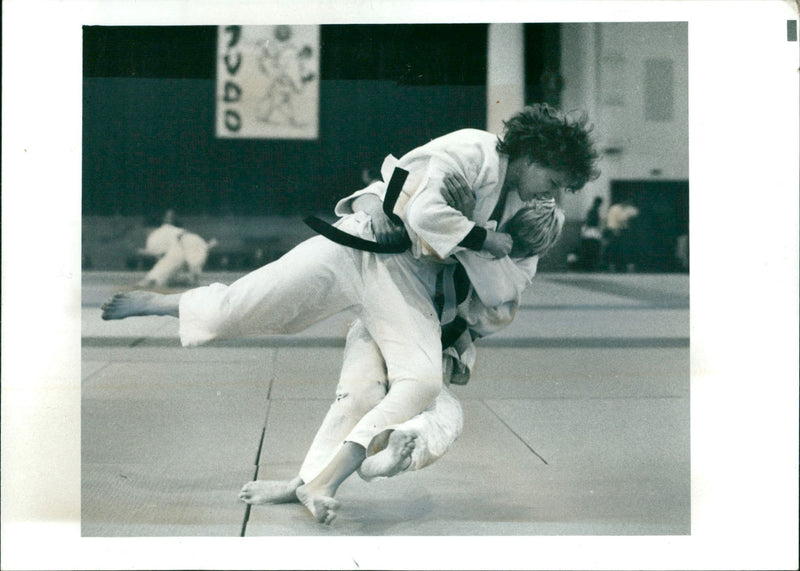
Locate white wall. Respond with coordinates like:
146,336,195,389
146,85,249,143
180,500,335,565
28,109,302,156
560,22,689,220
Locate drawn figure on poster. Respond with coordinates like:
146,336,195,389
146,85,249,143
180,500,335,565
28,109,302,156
257,25,316,127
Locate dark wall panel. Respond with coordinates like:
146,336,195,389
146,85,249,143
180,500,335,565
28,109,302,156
82,25,489,216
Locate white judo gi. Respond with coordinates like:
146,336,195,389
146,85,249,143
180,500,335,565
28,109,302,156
296,319,463,482
296,252,540,483
180,213,444,448
179,128,536,454
139,223,216,287
292,129,544,481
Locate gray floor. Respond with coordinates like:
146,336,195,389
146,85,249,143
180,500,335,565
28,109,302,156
81,270,690,536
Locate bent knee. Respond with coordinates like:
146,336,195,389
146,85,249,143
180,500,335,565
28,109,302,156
416,375,443,405
407,361,443,397
391,375,442,412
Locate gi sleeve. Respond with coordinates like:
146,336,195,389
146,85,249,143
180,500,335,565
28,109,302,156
457,254,539,338
334,181,387,216
461,294,519,339
403,159,481,259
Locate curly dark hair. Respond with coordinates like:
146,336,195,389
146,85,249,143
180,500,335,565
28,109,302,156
496,103,600,192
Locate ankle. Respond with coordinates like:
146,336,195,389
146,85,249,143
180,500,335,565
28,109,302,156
299,481,335,499
152,292,181,316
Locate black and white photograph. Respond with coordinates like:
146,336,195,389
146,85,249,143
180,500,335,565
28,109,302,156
2,1,798,570
80,20,691,535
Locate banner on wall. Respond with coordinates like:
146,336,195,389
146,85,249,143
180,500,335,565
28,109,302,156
216,25,320,139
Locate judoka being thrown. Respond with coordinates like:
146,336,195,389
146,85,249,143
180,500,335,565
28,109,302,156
102,103,600,524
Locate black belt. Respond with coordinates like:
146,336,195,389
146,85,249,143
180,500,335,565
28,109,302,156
303,167,411,253
436,262,472,349
306,167,475,348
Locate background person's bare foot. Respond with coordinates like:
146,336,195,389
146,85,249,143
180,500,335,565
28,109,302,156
296,484,340,525
238,477,302,505
358,430,415,481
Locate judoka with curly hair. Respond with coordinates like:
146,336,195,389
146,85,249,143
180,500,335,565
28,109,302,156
102,104,599,523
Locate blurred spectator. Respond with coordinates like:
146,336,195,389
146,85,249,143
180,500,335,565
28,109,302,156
604,200,639,272
577,196,603,271
137,210,217,287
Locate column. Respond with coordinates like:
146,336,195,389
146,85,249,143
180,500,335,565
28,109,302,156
486,23,525,134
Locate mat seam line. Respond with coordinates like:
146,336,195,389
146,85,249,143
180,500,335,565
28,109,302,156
240,348,277,536
482,400,549,465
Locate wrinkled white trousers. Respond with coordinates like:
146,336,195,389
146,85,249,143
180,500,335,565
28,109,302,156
178,213,444,450
298,320,463,483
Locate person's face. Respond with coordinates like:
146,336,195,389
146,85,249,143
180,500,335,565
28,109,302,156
510,158,571,203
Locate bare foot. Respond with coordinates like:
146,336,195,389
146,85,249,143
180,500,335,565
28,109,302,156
101,291,156,320
358,430,416,481
296,484,340,525
101,291,179,320
238,477,302,505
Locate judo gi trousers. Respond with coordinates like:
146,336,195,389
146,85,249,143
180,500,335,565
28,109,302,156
178,213,444,452
298,320,464,483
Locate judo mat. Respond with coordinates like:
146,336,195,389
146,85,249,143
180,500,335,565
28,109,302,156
81,271,690,536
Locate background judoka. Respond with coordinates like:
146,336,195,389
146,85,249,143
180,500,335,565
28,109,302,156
137,209,217,288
